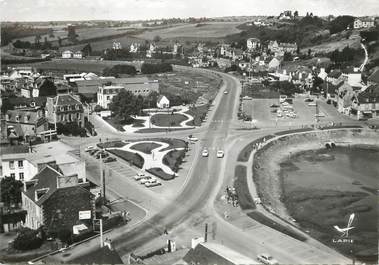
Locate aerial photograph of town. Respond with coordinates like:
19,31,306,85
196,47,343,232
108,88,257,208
0,0,378,264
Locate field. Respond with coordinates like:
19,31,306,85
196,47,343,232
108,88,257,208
14,27,133,44
11,58,139,74
301,32,361,54
153,70,222,105
135,22,242,40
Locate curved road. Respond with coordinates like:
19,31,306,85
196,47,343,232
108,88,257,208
48,68,349,264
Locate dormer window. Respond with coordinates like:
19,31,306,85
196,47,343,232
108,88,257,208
35,188,49,201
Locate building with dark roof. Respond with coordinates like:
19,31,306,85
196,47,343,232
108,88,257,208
21,165,94,231
352,84,379,119
5,107,49,142
73,77,159,104
182,242,257,265
45,94,84,126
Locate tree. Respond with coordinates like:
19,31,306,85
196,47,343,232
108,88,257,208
283,52,293,61
109,90,143,121
34,34,41,45
67,25,78,43
57,228,72,245
144,91,159,108
82,43,92,56
141,63,173,74
58,36,62,46
328,15,355,34
153,35,161,42
294,11,299,17
1,176,23,208
102,64,137,76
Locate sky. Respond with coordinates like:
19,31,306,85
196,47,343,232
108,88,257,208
0,0,378,22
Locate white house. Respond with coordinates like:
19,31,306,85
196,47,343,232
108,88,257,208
246,38,260,51
97,85,124,109
73,51,83,59
62,50,73,59
268,57,281,70
354,18,375,29
318,68,328,80
130,43,140,53
156,95,170,108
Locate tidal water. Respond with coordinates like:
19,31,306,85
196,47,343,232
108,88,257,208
281,146,379,262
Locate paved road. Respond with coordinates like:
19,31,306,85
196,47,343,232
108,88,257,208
46,68,351,264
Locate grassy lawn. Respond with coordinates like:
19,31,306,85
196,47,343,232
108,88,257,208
162,149,186,172
246,211,307,242
103,116,126,132
237,135,275,162
137,127,192,133
185,104,209,126
98,141,127,148
107,149,144,168
151,113,188,127
146,168,175,181
130,142,161,154
234,165,256,211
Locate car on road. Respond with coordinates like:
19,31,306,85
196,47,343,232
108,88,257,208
103,157,116,163
216,150,224,158
134,173,145,180
308,102,317,106
270,104,279,108
279,95,287,103
187,135,199,142
224,90,229,94
304,98,314,102
202,149,209,157
315,112,325,117
85,146,94,152
89,149,100,156
145,181,162,187
257,253,279,265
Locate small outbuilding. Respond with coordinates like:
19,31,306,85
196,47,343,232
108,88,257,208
156,95,170,109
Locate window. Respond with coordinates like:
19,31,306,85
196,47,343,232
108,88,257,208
10,173,15,178
9,161,14,169
18,160,23,168
19,173,24,181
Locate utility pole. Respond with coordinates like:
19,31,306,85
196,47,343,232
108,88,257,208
100,153,105,203
204,223,208,242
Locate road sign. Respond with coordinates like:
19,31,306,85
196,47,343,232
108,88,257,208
79,210,91,220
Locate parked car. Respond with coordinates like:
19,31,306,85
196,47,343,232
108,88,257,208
96,151,109,159
202,149,209,157
103,157,116,163
140,177,156,184
145,181,162,187
270,104,279,108
90,149,100,156
305,98,314,102
257,254,279,265
187,135,199,142
308,102,317,106
216,150,224,158
134,173,145,180
224,90,229,94
315,112,325,117
85,146,94,152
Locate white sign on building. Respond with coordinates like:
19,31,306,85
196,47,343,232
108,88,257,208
79,210,91,220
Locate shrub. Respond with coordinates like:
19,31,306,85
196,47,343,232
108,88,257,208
13,228,43,250
141,63,173,74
